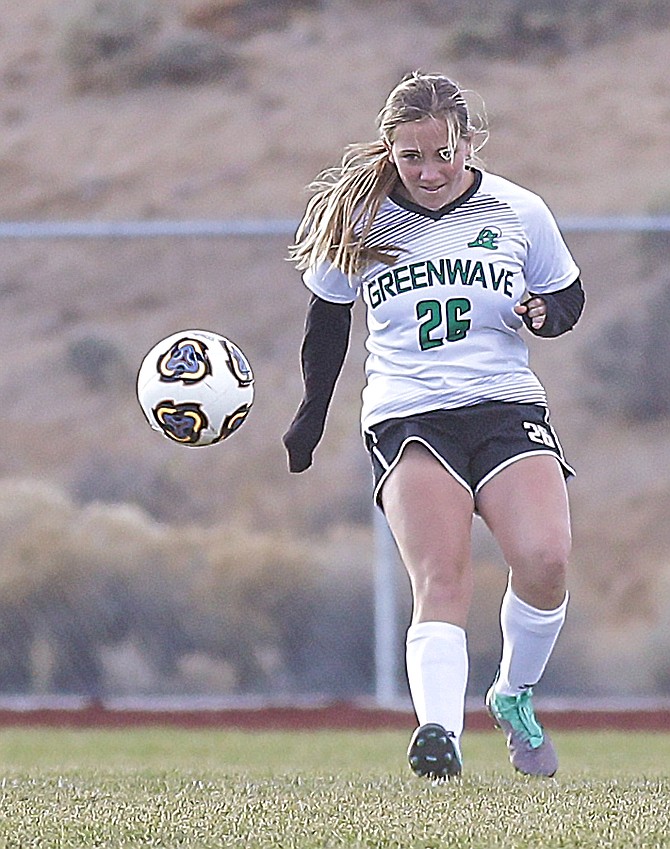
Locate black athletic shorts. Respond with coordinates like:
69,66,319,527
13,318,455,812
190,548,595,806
364,402,574,507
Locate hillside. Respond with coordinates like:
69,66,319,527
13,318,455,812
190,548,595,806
2,1,670,697
3,2,670,220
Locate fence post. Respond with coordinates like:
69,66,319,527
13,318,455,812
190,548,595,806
373,506,402,707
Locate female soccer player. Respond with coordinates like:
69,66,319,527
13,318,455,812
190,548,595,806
283,71,584,779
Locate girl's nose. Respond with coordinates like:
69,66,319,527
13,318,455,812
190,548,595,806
420,160,443,180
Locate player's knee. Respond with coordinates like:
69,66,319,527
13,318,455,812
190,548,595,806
411,561,472,618
511,539,569,606
524,526,570,570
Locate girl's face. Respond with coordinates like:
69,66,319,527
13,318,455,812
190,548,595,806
389,117,473,211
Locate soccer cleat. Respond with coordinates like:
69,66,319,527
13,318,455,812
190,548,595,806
407,723,462,780
486,684,558,777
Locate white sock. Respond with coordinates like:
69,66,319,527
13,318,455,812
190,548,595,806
405,621,468,750
495,582,569,697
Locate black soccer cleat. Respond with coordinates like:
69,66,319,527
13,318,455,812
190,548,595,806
407,723,462,780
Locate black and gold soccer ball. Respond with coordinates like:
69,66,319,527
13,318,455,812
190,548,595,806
136,329,254,446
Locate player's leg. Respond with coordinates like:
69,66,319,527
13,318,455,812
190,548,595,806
380,442,475,777
476,455,571,776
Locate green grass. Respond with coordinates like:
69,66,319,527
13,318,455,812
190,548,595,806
0,728,669,847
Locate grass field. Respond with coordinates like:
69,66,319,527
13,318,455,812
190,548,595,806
0,727,669,848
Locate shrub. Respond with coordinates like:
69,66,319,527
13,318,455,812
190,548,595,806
416,0,670,60
582,274,670,421
136,31,240,85
0,478,375,697
56,0,162,91
66,335,127,391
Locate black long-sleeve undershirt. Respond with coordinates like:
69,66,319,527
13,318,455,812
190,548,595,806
282,294,353,472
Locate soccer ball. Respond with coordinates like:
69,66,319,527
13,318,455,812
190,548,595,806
136,329,254,446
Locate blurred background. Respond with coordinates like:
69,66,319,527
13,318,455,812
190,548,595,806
1,0,670,707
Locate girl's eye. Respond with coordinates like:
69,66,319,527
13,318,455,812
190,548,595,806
438,148,455,162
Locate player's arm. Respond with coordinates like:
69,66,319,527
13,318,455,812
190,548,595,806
283,294,354,473
517,276,585,338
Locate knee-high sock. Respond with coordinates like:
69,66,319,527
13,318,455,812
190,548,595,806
405,621,468,748
495,582,568,696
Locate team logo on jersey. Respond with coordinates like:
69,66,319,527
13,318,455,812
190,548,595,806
467,226,501,250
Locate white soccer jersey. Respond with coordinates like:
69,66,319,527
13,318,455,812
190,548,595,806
302,169,579,432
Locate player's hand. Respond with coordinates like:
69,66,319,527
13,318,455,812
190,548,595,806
515,296,547,331
282,414,321,473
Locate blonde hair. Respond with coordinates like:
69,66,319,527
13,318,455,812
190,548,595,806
289,72,488,276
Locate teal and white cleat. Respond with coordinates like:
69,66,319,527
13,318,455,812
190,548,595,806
407,723,462,780
486,685,558,777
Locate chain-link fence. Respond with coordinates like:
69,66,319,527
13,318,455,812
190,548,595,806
0,217,669,705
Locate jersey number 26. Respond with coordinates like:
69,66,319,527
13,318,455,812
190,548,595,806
416,298,472,350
